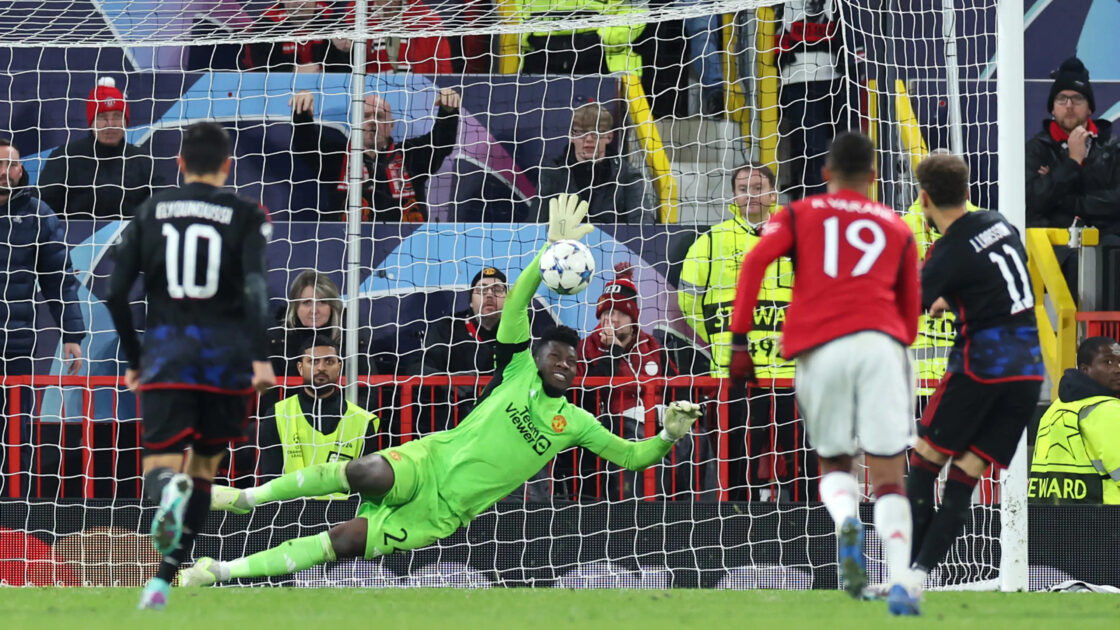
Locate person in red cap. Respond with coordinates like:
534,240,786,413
572,264,691,499
37,77,165,220
578,262,677,413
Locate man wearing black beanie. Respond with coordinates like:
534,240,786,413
1026,57,1120,306
1026,57,1120,235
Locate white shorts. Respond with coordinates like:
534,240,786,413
794,331,915,458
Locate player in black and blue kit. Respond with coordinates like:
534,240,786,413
105,122,276,610
894,154,1044,608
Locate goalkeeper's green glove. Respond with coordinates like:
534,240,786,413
547,193,594,243
660,401,702,442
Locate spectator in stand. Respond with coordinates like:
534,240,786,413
257,336,381,485
1026,57,1120,236
288,88,460,222
240,0,350,72
572,264,713,500
269,270,375,379
38,78,165,220
679,0,723,117
269,270,342,379
678,163,810,501
775,0,847,200
537,103,650,224
0,138,85,495
578,263,677,414
418,267,507,378
331,0,452,75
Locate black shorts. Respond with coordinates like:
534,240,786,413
140,388,250,454
918,373,1042,468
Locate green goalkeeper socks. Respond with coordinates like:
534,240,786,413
247,461,350,506
227,531,337,579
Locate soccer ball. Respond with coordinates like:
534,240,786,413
540,240,595,295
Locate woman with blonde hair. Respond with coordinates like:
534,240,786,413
269,270,343,377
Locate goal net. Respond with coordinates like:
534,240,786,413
0,0,1026,591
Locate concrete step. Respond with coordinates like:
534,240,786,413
655,116,750,168
676,202,729,226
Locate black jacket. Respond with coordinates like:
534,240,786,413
419,308,501,376
267,325,373,379
1057,368,1118,403
1025,118,1120,234
292,106,458,221
536,145,649,224
0,173,85,357
37,134,164,220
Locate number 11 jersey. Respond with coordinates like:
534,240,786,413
730,189,921,359
920,211,1043,382
106,182,272,392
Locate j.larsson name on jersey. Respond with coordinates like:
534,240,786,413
155,201,234,225
505,402,552,455
967,221,1013,253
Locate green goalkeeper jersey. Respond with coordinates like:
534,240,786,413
409,246,673,520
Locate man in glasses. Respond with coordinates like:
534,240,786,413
536,102,650,224
1027,56,1120,238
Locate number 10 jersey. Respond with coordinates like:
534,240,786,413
106,182,272,392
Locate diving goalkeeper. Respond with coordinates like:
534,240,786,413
180,194,702,586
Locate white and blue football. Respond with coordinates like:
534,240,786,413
540,239,595,295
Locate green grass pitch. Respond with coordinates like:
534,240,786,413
2,588,1117,630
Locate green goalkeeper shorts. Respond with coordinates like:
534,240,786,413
356,441,464,559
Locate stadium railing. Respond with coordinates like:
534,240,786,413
2,374,743,501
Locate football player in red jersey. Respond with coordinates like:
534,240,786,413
728,132,922,615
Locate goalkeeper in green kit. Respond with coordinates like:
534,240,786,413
180,194,702,586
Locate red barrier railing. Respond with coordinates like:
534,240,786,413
3,374,786,501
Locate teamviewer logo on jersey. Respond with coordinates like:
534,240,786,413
506,402,552,455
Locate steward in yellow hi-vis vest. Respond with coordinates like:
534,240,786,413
1030,339,1120,504
273,394,380,498
679,165,793,381
903,198,981,396
259,336,381,498
516,0,646,75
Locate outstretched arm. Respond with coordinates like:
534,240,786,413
497,193,594,346
576,401,701,471
496,247,544,346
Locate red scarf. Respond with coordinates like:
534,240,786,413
1048,118,1099,143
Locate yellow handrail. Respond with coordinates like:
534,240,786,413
754,6,780,175
497,0,520,74
894,79,929,174
721,13,750,140
623,73,678,223
1025,228,1078,398
866,79,879,202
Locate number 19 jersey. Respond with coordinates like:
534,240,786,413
107,182,272,392
730,189,921,358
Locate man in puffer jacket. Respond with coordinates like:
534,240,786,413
1025,57,1120,235
1,138,86,495
0,138,86,374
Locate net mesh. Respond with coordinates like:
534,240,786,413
0,0,1018,590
